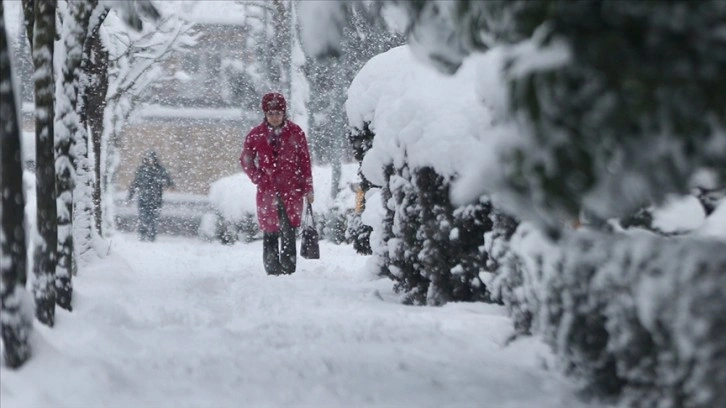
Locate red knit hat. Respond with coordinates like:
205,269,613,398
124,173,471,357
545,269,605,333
261,92,286,113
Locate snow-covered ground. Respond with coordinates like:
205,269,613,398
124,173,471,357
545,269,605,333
1,233,602,408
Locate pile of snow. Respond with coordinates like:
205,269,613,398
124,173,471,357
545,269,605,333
346,45,495,188
207,163,360,223
650,195,706,233
207,173,257,222
697,200,726,239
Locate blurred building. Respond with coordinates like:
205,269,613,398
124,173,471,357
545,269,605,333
116,2,265,197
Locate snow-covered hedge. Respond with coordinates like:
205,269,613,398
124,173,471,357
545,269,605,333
348,41,726,406
203,164,359,244
493,215,726,407
346,45,501,305
203,173,259,243
316,164,358,244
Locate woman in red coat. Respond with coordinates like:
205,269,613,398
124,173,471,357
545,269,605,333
240,93,314,275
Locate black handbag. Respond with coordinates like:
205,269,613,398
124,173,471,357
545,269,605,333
300,201,320,259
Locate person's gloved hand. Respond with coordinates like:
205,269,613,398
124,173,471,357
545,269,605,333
306,192,314,204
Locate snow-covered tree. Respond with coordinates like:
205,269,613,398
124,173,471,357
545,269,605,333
298,2,403,243
101,12,195,233
26,0,58,327
54,0,97,311
72,3,107,266
81,8,109,240
303,1,726,229
237,0,293,103
53,0,159,307
300,1,403,168
1,1,33,368
345,45,497,305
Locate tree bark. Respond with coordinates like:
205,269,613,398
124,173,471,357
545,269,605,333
31,0,57,327
55,0,95,311
1,1,33,369
72,3,104,263
55,0,95,310
21,0,34,48
82,17,108,238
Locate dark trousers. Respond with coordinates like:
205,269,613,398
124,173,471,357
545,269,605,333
263,197,296,275
138,205,160,241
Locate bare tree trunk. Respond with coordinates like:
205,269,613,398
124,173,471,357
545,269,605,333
31,0,57,327
1,1,33,368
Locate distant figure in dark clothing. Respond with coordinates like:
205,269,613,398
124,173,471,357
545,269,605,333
128,150,174,241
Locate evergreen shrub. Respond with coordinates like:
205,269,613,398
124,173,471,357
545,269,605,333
375,162,495,305
501,229,726,407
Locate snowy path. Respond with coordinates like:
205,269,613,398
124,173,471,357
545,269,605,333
2,234,598,408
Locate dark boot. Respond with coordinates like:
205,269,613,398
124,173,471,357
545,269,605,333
263,232,281,275
278,201,297,275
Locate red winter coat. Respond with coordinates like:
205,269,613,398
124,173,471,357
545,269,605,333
240,120,313,232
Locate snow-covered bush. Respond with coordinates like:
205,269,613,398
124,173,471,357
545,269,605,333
329,3,726,406
346,45,499,306
310,163,359,245
548,233,726,407
362,160,494,305
205,165,359,244
482,209,519,283
205,173,259,244
492,222,557,337
417,167,493,305
320,205,348,245
385,162,427,304
346,211,372,255
495,224,726,407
